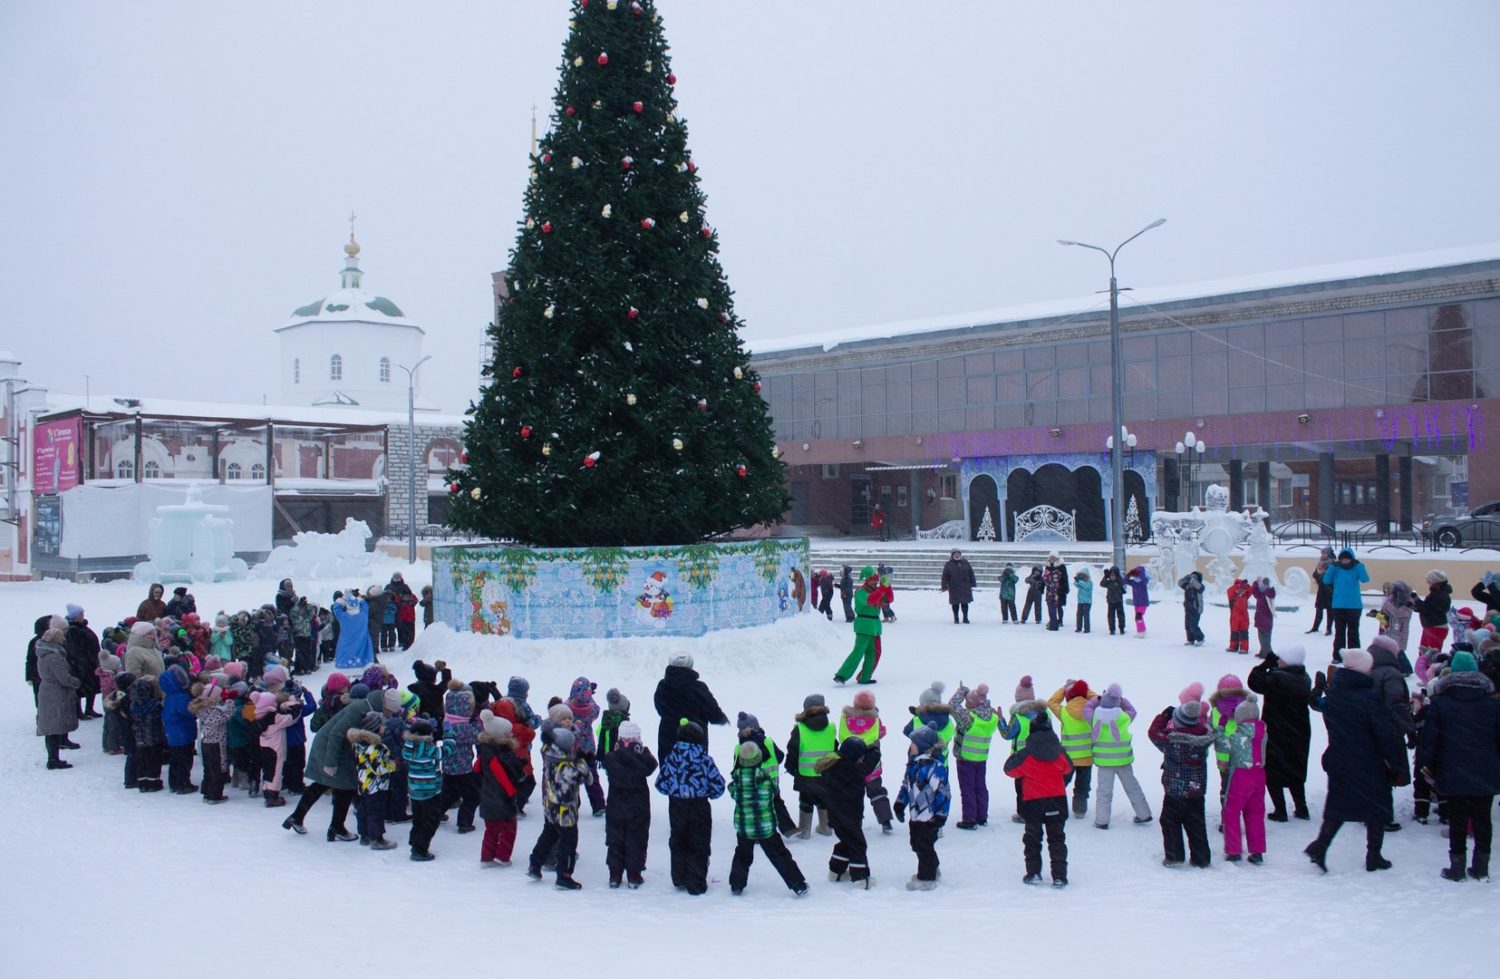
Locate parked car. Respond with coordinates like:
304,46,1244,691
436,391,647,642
1471,500,1500,518
1427,515,1500,548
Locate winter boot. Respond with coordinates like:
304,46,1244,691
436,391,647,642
1365,822,1391,871
263,790,286,808
1441,855,1468,882
1303,842,1328,873
1470,851,1490,882
815,808,832,837
555,874,583,891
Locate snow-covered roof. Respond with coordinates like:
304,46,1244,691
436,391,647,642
277,286,423,333
35,391,467,429
748,241,1500,357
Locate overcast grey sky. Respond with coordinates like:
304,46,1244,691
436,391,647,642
3,0,1497,412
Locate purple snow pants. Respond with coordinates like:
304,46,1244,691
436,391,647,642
956,757,989,825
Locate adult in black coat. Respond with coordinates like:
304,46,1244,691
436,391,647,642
838,566,855,622
1471,573,1500,614
1415,656,1500,880
940,550,978,624
64,610,102,717
652,655,728,758
1305,652,1408,873
25,615,48,707
599,726,658,886
1248,646,1313,820
165,587,197,619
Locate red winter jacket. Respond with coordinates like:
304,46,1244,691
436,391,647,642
1004,749,1073,801
1227,580,1252,631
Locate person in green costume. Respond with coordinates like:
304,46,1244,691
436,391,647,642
834,567,893,685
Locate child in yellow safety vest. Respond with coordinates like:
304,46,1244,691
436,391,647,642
785,694,835,838
901,682,956,762
1049,679,1099,819
1083,683,1154,829
1207,674,1249,823
1002,675,1048,824
839,691,894,834
948,682,1001,829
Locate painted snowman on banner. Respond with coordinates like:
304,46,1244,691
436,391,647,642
635,570,675,628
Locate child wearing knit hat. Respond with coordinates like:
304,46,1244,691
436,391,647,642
895,724,951,890
1413,571,1452,681
598,687,631,757
736,712,798,837
1148,697,1217,868
600,719,657,887
1085,683,1154,829
1216,695,1268,863
1003,711,1072,886
403,716,457,862
476,709,527,866
839,691,894,834
1001,676,1046,823
1048,679,1099,818
727,740,809,896
902,682,956,763
653,723,725,895
947,682,1000,829
349,711,398,849
788,694,836,839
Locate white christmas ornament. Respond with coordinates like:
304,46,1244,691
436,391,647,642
606,0,618,8
543,304,555,319
733,366,744,379
571,156,583,169
601,203,612,218
525,217,535,229
679,211,689,223
672,438,684,451
470,487,482,500
696,297,709,309
573,56,583,67
626,393,637,406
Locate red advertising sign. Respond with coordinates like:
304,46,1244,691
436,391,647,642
33,417,82,494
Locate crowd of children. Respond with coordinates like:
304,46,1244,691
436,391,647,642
26,563,1500,894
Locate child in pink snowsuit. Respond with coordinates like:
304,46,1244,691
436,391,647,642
1215,695,1267,863
1124,567,1150,636
255,692,299,806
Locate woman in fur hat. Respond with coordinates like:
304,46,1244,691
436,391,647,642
35,617,80,770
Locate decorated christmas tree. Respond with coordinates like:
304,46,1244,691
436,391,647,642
975,506,996,542
446,0,789,547
1124,496,1143,544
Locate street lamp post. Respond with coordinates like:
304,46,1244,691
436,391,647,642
1175,430,1206,509
1060,219,1166,571
398,355,433,564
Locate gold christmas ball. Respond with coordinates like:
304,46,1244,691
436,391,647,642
542,443,553,456
469,487,482,500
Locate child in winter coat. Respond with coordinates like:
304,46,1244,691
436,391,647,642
225,680,260,794
839,565,856,623
599,721,657,887
190,678,229,803
1048,680,1098,818
439,680,482,833
597,687,630,757
654,722,726,895
419,585,434,629
1208,674,1249,810
1074,569,1093,633
895,725,950,890
1179,571,1206,646
1085,683,1153,829
490,698,535,816
999,565,1019,623
504,675,544,730
566,676,607,816
1003,711,1073,886
947,682,999,828
1001,676,1046,822
97,648,125,754
1375,581,1414,663
1225,578,1252,654
159,663,198,794
1021,566,1045,624
839,691,894,833
254,691,299,808
476,710,527,866
403,717,457,861
1413,570,1452,680
1252,578,1277,657
110,671,138,788
1125,566,1150,637
901,682,957,761
786,694,835,838
1098,567,1125,635
728,741,809,896
349,712,398,849
1215,696,1268,863
129,676,166,792
209,612,233,663
1148,699,1216,868
737,712,797,836
818,737,878,888
527,728,593,888
407,660,452,725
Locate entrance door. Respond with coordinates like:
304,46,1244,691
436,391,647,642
850,475,871,531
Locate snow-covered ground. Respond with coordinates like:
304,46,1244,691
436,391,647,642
2,562,1492,974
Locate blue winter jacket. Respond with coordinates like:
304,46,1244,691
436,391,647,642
1322,548,1369,609
285,687,317,748
1074,578,1094,604
654,741,726,800
159,666,197,747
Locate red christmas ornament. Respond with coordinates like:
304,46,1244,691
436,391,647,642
687,160,697,173
459,451,469,464
520,425,532,439
736,465,748,478
631,1,642,14
640,217,655,229
449,482,460,494
565,105,576,117
627,306,639,319
541,221,553,233
719,312,730,324
667,73,677,85
580,0,588,7
583,451,601,468
597,52,609,65
753,381,762,394
512,367,523,378
700,224,713,238
541,152,552,164
620,156,633,170
697,399,708,411
632,101,644,114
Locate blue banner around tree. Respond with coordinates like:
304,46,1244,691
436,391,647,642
431,538,810,639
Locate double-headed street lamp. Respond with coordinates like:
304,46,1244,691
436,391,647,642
1059,219,1166,571
398,355,433,564
1175,429,1207,509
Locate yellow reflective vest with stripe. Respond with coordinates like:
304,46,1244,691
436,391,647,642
1210,707,1237,766
957,712,1000,762
796,722,837,777
1059,709,1093,765
1090,711,1135,767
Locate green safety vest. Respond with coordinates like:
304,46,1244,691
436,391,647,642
758,740,781,787
1010,712,1033,752
957,712,1000,762
1210,708,1237,765
838,715,880,747
796,722,837,777
1090,712,1134,767
1059,709,1093,764
924,716,956,760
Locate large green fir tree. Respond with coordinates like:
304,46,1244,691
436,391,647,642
447,0,789,547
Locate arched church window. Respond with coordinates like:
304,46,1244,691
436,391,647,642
330,354,343,381
379,357,391,383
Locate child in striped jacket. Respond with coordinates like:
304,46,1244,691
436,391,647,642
894,725,950,890
402,717,455,862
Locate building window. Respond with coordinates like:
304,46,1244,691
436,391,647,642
115,460,134,479
330,354,343,381
250,463,266,481
293,357,300,384
940,474,958,500
226,462,242,480
379,357,391,383
143,461,160,479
